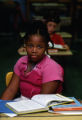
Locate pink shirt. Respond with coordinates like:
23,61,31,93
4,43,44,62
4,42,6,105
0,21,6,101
14,55,64,98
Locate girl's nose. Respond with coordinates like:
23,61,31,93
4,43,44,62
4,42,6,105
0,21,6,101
32,47,37,52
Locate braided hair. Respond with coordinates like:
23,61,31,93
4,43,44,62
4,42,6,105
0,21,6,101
24,20,51,48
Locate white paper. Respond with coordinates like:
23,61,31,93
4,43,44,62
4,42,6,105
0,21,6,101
54,44,63,49
32,94,73,107
6,99,46,114
3,113,17,117
55,111,82,115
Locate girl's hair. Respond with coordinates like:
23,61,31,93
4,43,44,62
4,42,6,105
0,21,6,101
24,20,51,48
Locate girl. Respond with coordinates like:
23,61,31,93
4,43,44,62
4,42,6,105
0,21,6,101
1,20,64,100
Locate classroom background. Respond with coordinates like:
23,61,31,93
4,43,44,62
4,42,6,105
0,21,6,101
0,0,82,99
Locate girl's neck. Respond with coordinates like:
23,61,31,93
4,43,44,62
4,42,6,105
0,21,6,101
28,61,36,72
24,61,37,74
28,61,37,66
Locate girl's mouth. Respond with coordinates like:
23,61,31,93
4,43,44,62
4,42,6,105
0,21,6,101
31,55,37,58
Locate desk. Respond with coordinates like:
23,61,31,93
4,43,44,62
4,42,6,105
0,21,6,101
17,47,73,67
48,49,73,56
56,32,72,39
0,112,82,120
17,47,73,56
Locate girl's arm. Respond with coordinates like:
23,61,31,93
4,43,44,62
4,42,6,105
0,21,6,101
40,80,60,94
0,72,20,100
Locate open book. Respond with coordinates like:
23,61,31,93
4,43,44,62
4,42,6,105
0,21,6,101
6,94,74,115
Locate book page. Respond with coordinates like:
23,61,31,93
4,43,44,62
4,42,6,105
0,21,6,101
54,44,63,49
6,99,47,114
31,94,73,107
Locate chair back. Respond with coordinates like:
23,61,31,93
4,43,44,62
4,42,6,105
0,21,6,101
6,72,13,86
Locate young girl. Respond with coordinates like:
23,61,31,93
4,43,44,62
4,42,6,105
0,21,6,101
1,20,64,100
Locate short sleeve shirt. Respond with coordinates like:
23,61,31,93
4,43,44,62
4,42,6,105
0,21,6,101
51,33,65,45
14,55,64,98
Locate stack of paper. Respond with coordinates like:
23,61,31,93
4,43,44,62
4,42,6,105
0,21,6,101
50,97,82,115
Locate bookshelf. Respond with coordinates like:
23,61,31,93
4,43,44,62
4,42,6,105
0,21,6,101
26,0,71,19
26,0,82,44
26,0,72,29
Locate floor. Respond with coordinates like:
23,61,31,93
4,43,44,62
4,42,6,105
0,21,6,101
0,33,82,100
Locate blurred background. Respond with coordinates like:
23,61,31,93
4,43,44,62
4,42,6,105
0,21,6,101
0,0,82,99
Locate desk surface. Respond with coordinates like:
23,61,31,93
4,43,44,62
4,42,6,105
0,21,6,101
17,47,73,56
0,112,82,120
56,32,72,38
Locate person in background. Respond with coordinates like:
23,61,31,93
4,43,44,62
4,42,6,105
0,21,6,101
2,1,26,32
45,15,69,50
13,1,26,32
0,20,64,100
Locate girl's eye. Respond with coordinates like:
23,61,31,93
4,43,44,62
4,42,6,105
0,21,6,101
37,45,43,49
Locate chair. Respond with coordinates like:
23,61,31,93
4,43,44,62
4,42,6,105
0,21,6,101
6,72,13,86
6,72,21,97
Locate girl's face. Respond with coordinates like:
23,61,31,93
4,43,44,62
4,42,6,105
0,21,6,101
25,35,46,63
47,21,57,35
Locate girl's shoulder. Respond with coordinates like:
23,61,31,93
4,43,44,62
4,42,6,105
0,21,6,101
39,56,63,73
16,56,28,64
44,56,64,72
41,55,60,67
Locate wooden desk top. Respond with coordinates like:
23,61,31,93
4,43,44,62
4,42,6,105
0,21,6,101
56,32,72,38
48,49,73,56
17,47,73,56
0,112,82,120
